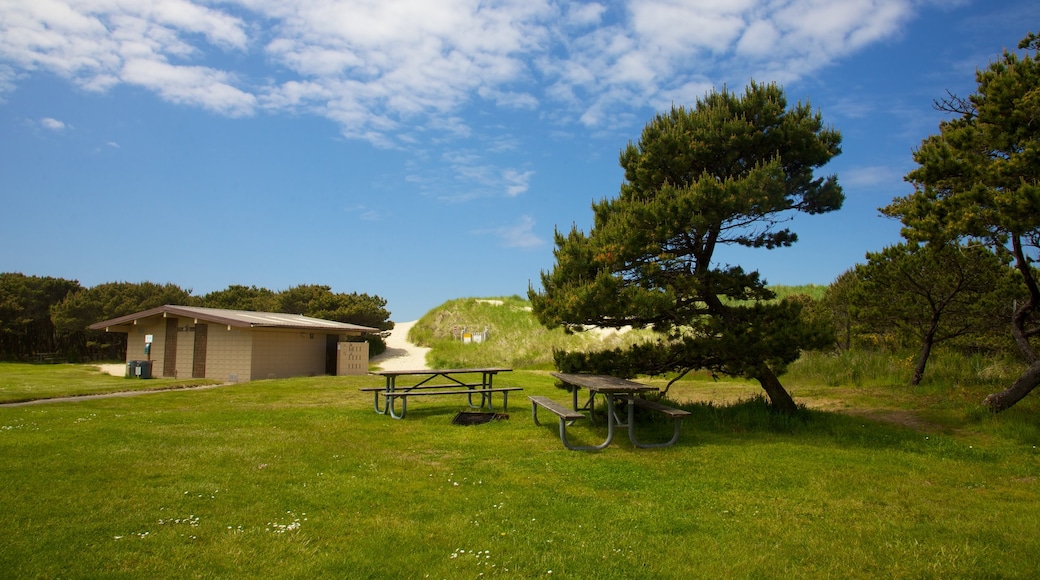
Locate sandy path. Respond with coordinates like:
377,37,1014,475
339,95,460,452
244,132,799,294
369,320,431,371
99,363,127,376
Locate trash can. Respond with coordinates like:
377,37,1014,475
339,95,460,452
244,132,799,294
127,360,153,379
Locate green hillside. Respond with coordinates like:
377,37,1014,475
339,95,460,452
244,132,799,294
408,286,825,369
408,295,653,369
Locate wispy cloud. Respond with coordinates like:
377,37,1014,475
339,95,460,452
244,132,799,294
0,0,925,144
843,164,906,189
477,215,545,249
503,169,533,197
40,117,66,131
344,203,384,221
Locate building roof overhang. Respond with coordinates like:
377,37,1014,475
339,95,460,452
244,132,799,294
89,305,381,334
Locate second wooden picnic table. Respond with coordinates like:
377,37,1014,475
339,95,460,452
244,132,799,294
365,368,517,419
537,373,690,450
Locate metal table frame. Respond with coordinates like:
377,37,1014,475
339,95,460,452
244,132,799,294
550,373,662,450
370,368,512,419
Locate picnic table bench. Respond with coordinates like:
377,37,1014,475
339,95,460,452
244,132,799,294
365,368,518,419
529,373,691,450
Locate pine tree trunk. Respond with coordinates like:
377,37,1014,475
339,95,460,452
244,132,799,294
985,360,1040,412
755,367,798,415
911,326,937,387
986,264,1040,412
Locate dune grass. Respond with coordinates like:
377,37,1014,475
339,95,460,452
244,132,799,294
409,295,654,369
2,364,1039,578
409,287,834,370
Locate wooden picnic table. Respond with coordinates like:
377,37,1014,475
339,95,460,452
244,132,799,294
364,368,517,419
536,373,689,450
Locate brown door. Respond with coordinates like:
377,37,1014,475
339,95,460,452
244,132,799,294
192,323,208,378
164,318,178,377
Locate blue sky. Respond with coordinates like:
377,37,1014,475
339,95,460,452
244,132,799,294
1,1,1037,321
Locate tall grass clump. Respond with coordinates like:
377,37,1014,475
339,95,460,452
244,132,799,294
409,296,652,369
787,348,1025,390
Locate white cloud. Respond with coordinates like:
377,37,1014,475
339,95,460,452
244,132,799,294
503,169,533,197
842,164,905,189
481,214,544,248
564,3,608,27
551,0,919,127
121,58,256,116
0,63,17,101
40,116,66,131
0,0,922,142
478,87,539,110
737,20,782,58
630,0,751,55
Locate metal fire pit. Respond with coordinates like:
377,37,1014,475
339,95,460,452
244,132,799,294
452,412,508,426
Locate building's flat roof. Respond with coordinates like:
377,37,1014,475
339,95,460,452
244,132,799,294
89,305,381,333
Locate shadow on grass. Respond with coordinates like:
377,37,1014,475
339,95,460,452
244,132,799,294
628,394,994,461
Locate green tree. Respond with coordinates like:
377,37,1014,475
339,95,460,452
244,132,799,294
275,284,393,355
51,281,197,360
0,273,82,359
201,285,278,312
852,243,1014,385
883,32,1040,411
819,270,864,352
530,82,843,414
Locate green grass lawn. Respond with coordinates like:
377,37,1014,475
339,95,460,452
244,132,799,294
0,362,217,404
2,365,1039,578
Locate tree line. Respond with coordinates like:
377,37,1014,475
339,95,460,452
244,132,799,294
0,274,393,362
531,30,1040,414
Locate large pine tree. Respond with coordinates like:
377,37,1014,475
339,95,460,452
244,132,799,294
530,82,843,414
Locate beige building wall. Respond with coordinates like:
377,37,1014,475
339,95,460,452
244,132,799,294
205,326,253,382
114,317,367,382
251,329,326,380
174,321,196,379
126,319,166,377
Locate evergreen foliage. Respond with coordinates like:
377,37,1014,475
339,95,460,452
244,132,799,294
531,82,843,414
0,274,393,361
851,242,1017,385
882,31,1040,411
0,273,83,359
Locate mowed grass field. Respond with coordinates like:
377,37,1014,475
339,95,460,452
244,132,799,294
2,363,1040,578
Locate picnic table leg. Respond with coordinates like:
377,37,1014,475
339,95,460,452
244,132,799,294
484,372,495,409
586,392,602,424
388,374,407,419
374,376,395,415
488,390,510,412
625,399,684,449
388,395,407,419
373,390,389,415
532,400,612,452
466,389,489,409
475,371,498,409
568,385,594,413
